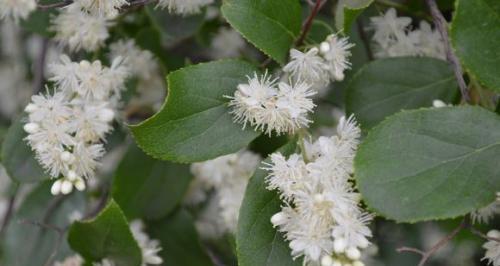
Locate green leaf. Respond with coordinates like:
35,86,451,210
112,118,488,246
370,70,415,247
1,117,48,183
146,209,213,266
335,0,373,33
112,144,192,220
130,60,260,163
451,0,500,91
355,106,500,222
346,57,458,130
68,200,142,265
2,182,86,266
221,0,302,64
237,140,301,266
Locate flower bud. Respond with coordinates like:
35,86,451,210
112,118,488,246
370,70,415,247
24,103,38,113
333,238,347,253
346,247,361,260
67,170,78,181
320,255,333,266
60,180,74,195
61,151,74,163
270,212,287,227
353,261,365,266
74,178,86,191
23,123,40,134
51,180,62,195
320,42,330,54
487,230,500,239
98,108,115,122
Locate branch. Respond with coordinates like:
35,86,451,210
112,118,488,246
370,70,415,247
296,0,325,46
425,0,470,103
397,218,468,266
470,227,500,242
0,188,18,237
37,0,73,10
33,38,49,94
356,19,373,60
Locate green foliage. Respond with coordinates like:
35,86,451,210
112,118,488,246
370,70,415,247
451,0,500,91
335,0,373,34
68,200,142,266
130,60,260,163
355,106,500,222
1,117,48,183
346,57,459,130
221,0,302,64
2,182,86,266
146,209,214,266
237,140,301,266
112,144,192,220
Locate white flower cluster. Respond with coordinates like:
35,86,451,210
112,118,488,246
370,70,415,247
483,230,500,266
284,34,355,89
264,116,373,266
228,34,354,136
0,0,36,22
369,8,445,60
109,39,166,109
472,192,500,224
228,72,316,136
156,0,214,16
129,220,163,266
23,55,129,195
188,150,260,234
54,220,162,266
210,27,246,59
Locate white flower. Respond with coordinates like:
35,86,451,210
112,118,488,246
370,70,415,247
195,197,227,239
483,230,500,266
130,220,163,265
190,150,260,234
156,0,214,15
264,116,373,264
79,0,129,18
0,0,36,22
283,48,330,89
472,193,500,224
109,39,159,80
54,254,84,266
413,21,446,60
432,99,451,108
319,34,355,81
51,2,111,52
369,8,411,49
228,73,315,136
210,27,246,59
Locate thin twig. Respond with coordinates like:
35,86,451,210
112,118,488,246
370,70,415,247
18,219,66,266
397,218,468,266
425,0,470,102
83,186,110,220
33,38,49,94
37,0,73,10
0,188,18,237
470,227,500,242
296,0,324,46
356,19,374,60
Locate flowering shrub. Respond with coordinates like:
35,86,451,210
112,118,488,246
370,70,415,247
0,0,498,266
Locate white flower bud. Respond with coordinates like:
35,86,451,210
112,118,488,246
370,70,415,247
333,237,347,253
79,60,90,68
23,123,40,134
67,170,78,181
432,99,447,108
353,261,365,266
98,108,115,122
333,69,345,81
320,41,330,54
346,247,361,260
332,261,342,266
51,180,63,195
320,255,333,266
270,212,287,227
61,151,74,163
60,180,74,195
487,230,500,239
24,103,38,113
74,178,86,191
358,237,369,249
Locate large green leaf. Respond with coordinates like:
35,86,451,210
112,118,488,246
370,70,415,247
130,60,260,163
1,117,48,183
147,209,213,266
237,140,301,266
346,57,458,130
68,200,142,266
355,106,500,222
221,0,302,64
112,144,192,220
335,0,373,33
451,0,500,91
2,182,86,266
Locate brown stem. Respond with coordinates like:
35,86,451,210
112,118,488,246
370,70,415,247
356,19,374,60
0,188,18,237
296,0,324,46
83,186,110,220
425,0,470,103
37,0,73,10
33,38,49,94
470,227,500,242
397,218,468,266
